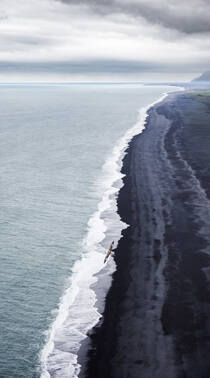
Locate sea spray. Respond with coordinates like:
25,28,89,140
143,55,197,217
40,92,171,378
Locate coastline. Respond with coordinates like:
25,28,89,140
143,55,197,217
76,91,174,378
79,93,177,378
79,91,210,378
40,87,174,378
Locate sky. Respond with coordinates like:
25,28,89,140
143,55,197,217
0,0,210,82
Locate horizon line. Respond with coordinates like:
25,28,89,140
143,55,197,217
0,80,190,85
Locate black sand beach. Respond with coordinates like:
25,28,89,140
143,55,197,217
80,92,210,378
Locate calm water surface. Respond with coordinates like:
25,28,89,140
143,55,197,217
0,84,174,377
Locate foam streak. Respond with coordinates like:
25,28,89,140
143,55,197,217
40,91,170,378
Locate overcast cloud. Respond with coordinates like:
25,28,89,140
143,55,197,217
59,0,210,34
0,0,210,81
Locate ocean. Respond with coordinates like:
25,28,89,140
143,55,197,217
0,83,175,377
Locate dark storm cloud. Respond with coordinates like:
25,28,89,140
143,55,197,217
58,0,210,34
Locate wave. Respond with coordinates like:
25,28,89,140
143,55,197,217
40,91,170,378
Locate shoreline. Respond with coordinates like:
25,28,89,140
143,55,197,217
78,93,177,377
79,90,210,377
40,88,175,377
77,91,175,377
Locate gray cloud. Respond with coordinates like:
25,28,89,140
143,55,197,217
0,60,158,74
58,0,210,34
0,59,207,75
0,0,209,82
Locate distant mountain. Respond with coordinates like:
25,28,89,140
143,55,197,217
193,71,210,81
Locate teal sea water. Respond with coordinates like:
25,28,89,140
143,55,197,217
0,84,175,377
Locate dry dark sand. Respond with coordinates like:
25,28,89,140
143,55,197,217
79,92,210,378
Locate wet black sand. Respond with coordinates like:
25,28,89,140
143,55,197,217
80,92,210,378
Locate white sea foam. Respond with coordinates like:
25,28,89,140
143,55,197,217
40,91,170,378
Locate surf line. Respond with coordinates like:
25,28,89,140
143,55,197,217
40,91,172,378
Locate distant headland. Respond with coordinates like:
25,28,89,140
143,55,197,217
192,71,210,81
